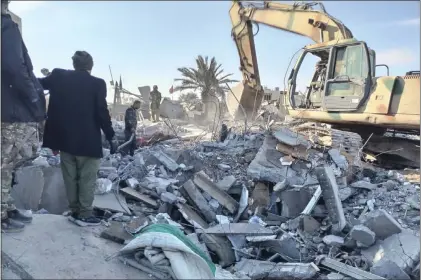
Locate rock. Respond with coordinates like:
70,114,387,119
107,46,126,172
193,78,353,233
350,225,375,247
250,182,270,211
217,164,231,171
360,209,402,239
323,235,344,247
95,178,113,195
160,192,178,204
126,178,139,189
200,233,235,267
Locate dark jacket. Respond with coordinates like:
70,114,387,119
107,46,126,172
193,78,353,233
1,14,46,123
39,68,115,158
124,107,137,132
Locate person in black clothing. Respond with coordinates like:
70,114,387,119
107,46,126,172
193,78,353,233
38,51,118,227
1,0,47,233
124,100,141,156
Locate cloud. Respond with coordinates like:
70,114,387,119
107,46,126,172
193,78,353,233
376,48,416,66
8,1,45,15
393,18,419,26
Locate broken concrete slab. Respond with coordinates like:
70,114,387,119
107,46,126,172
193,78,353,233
193,171,238,214
349,224,375,247
370,259,411,280
303,215,320,233
350,180,377,190
361,231,420,273
100,221,134,245
181,180,216,223
256,235,301,261
317,256,386,280
216,175,237,192
247,135,297,183
152,150,179,171
39,167,68,214
359,209,402,239
315,167,346,233
11,166,45,211
119,187,158,208
93,192,131,214
203,223,274,236
2,214,151,279
276,142,310,161
235,259,319,279
200,233,236,267
281,187,312,218
273,127,311,147
176,203,208,229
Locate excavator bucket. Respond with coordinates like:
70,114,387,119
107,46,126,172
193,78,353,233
226,83,264,120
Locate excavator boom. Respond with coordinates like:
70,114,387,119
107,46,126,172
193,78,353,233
227,0,353,118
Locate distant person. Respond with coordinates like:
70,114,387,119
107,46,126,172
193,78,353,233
38,51,117,227
149,85,162,122
124,100,141,156
1,0,47,233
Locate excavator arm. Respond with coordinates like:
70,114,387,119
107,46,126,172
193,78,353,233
227,1,354,119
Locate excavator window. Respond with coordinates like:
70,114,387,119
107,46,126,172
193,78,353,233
323,42,371,111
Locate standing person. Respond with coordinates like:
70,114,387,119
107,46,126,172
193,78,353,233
1,0,47,232
124,100,141,156
149,85,162,122
38,51,117,227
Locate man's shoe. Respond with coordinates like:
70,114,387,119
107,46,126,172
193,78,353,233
67,212,79,223
74,216,101,227
7,209,32,224
1,218,25,233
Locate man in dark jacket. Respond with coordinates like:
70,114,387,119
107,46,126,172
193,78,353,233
1,0,47,233
38,51,117,227
124,100,141,156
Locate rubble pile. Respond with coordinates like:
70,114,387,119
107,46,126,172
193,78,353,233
30,122,419,280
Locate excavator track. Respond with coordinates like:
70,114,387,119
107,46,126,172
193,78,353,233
289,123,363,166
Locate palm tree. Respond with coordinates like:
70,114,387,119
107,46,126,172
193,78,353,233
174,56,238,116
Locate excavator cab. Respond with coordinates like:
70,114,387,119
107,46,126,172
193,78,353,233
288,40,373,112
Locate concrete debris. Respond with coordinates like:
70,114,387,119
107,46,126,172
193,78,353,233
349,224,376,247
235,259,319,279
95,178,113,195
350,180,377,190
316,166,346,233
359,209,402,239
193,171,239,214
323,235,345,247
11,119,420,279
203,223,274,236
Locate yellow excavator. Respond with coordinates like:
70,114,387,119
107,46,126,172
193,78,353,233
227,1,420,168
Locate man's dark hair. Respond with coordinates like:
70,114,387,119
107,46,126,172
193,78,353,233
133,100,141,106
72,51,93,71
